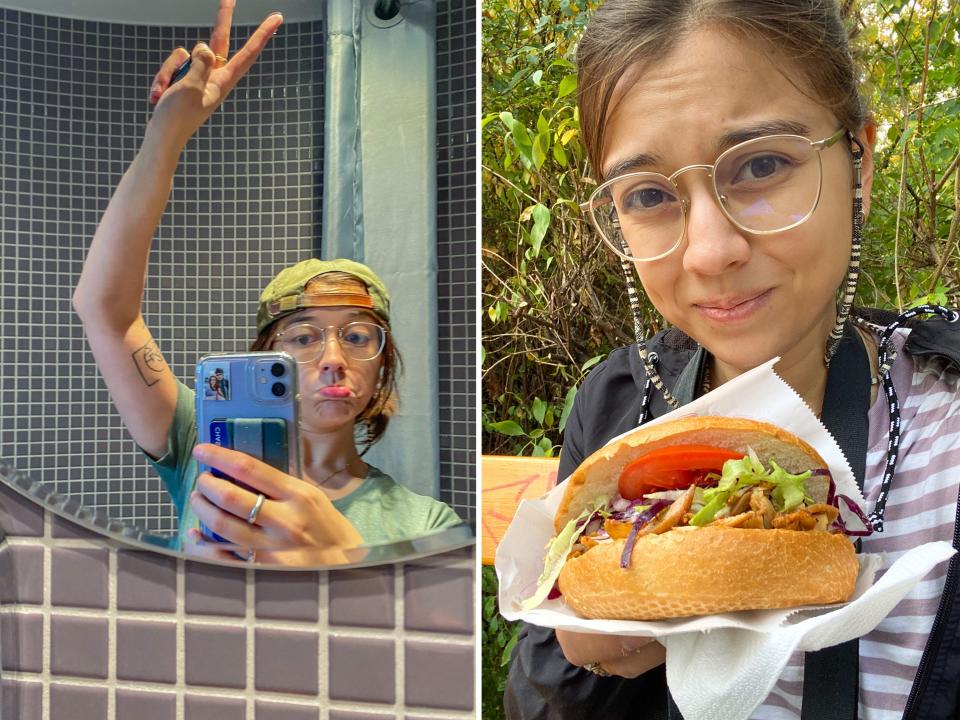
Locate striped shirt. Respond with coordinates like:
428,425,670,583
754,328,960,719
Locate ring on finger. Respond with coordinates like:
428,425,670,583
247,493,266,524
583,661,610,677
214,54,228,67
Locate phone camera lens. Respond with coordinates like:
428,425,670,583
271,382,287,397
270,362,286,377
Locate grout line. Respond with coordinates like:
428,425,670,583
175,557,185,720
41,508,50,720
107,545,117,720
318,570,329,720
2,562,473,631
246,566,255,720
395,562,405,716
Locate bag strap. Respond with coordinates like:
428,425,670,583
800,321,871,719
664,323,870,719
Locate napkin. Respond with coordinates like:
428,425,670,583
496,359,957,719
663,541,954,719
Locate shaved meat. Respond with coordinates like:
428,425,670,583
728,487,754,516
772,509,818,531
750,487,776,528
711,510,764,528
638,485,696,537
805,503,840,523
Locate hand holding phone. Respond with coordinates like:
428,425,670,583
195,352,301,542
188,442,364,561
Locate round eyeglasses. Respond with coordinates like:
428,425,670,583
273,322,387,363
583,128,849,262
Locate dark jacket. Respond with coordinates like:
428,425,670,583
504,314,960,720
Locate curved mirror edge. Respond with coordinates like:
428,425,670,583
0,461,475,570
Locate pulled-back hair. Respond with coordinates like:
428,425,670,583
577,0,867,176
250,271,402,453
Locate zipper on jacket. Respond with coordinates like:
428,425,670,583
901,486,960,719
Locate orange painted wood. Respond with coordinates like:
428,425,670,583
481,455,560,566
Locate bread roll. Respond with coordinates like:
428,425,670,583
558,526,858,620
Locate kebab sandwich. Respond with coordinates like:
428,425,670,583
520,416,863,620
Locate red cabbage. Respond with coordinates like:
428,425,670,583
620,500,671,568
832,493,874,537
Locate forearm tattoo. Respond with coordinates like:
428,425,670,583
132,339,166,387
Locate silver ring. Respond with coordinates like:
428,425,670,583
246,493,266,524
246,549,256,562
583,661,610,677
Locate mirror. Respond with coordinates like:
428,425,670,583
0,458,474,569
0,1,476,567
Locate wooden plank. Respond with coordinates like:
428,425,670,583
481,455,560,566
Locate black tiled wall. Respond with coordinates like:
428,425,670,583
0,11,324,534
436,1,476,522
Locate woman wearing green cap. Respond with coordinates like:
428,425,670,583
72,1,460,564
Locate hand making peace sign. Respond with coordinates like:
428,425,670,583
146,0,283,147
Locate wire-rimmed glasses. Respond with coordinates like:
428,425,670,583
583,128,849,262
273,322,387,363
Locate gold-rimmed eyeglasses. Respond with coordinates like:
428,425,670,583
273,322,387,363
582,128,850,262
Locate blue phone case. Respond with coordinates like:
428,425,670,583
195,352,301,541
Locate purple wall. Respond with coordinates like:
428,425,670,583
0,483,475,719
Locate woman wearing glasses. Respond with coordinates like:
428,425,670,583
505,0,960,718
72,4,459,563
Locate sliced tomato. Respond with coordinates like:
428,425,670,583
618,444,744,500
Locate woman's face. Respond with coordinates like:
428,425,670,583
600,28,874,373
272,307,385,434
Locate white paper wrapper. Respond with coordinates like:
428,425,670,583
495,359,957,719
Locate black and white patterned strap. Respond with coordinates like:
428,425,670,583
865,304,959,532
825,134,865,364
614,230,680,417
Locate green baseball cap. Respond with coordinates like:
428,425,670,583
256,258,390,334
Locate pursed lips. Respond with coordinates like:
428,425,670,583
318,385,352,399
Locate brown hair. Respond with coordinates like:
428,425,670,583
577,0,867,177
250,272,403,453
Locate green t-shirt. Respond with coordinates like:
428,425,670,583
147,381,462,546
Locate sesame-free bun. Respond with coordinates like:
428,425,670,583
557,526,858,620
553,416,858,620
554,416,827,533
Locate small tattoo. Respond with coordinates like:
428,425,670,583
132,340,165,387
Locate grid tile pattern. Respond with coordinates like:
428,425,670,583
436,0,477,521
0,9,325,535
0,483,475,719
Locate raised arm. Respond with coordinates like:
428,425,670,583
72,3,282,458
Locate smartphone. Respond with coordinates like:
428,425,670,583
195,351,302,541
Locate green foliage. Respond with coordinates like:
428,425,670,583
482,0,661,458
856,1,960,310
481,566,520,720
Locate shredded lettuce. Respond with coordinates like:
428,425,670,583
520,498,607,611
688,451,813,526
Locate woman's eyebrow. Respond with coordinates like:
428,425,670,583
602,151,661,182
716,120,812,150
602,120,814,181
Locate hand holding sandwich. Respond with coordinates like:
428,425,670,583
557,631,664,678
